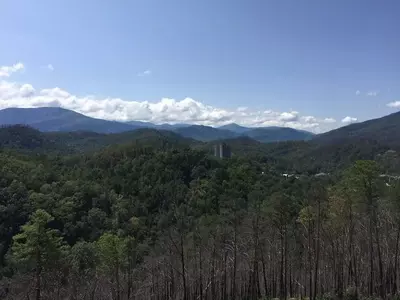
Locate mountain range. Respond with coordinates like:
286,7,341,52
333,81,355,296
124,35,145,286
0,107,314,143
2,109,400,173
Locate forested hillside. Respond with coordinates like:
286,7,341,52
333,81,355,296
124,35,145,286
0,125,197,154
1,120,400,175
1,0,398,299
1,111,400,299
1,135,400,299
252,111,400,173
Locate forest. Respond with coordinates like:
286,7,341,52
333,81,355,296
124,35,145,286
1,124,400,300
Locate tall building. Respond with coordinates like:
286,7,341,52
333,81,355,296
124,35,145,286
213,143,231,158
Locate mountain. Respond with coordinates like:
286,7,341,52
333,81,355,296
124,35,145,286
217,124,314,142
157,123,191,130
218,123,250,133
198,112,400,173
0,107,138,133
125,120,157,128
125,121,189,129
86,128,198,150
314,111,400,147
0,125,196,153
246,127,314,142
0,107,315,143
175,124,314,143
3,110,400,174
259,111,400,173
174,125,238,141
0,125,63,153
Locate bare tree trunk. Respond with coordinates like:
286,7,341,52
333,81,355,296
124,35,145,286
199,244,204,300
313,198,321,300
232,220,237,300
180,232,187,300
374,215,384,298
308,222,313,300
369,216,374,296
211,242,216,300
261,247,269,298
223,250,227,300
393,223,400,295
35,250,41,300
284,225,288,300
128,257,133,300
280,225,285,300
90,279,97,300
115,263,120,300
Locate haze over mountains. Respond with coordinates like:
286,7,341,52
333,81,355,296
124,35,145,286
0,107,314,143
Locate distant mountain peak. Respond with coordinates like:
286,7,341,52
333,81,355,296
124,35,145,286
218,123,250,133
0,107,138,133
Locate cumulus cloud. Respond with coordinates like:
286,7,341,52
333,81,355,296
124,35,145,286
355,90,361,96
0,63,24,77
341,116,358,124
366,91,379,97
0,62,340,133
19,84,36,97
387,101,400,108
137,69,151,77
323,118,336,123
302,116,317,123
279,111,299,122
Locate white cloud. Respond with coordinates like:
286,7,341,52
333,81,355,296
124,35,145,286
366,91,379,97
0,63,24,77
355,90,361,96
341,116,358,124
387,101,400,108
302,116,317,123
279,111,299,122
0,62,340,133
137,69,151,77
323,118,336,123
19,84,35,97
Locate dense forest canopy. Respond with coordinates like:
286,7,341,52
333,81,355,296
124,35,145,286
1,112,400,299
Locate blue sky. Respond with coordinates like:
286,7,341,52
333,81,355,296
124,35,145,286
1,0,399,132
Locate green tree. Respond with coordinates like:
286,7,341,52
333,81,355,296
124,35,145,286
69,241,98,300
0,180,30,267
97,233,129,300
346,160,381,297
11,209,65,300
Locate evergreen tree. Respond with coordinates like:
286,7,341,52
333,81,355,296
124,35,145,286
10,209,65,300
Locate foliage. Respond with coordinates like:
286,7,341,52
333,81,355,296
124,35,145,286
10,209,66,270
96,233,129,273
0,126,399,299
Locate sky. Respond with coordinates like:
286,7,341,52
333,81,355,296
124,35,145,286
0,0,399,132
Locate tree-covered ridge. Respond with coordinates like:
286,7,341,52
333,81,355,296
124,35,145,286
2,120,400,176
1,138,400,299
0,125,198,154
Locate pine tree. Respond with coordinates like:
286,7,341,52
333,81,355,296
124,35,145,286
11,209,65,300
97,233,129,300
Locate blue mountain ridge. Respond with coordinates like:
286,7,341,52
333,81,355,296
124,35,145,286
0,107,314,143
